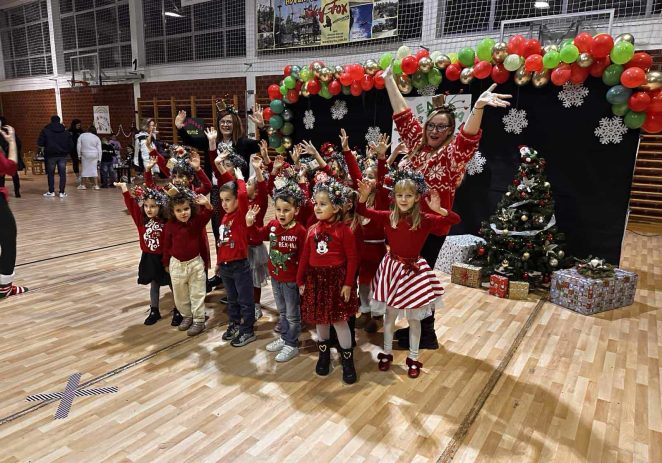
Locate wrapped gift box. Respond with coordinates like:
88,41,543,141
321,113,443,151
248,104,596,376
451,263,483,288
489,274,509,298
550,268,638,315
508,281,530,300
434,235,486,273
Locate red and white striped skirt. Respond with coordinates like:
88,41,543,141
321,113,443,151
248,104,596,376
370,253,444,319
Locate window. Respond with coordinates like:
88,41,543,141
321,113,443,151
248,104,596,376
143,0,246,66
0,1,52,78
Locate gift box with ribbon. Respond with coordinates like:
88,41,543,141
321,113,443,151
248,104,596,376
489,274,509,298
451,263,482,288
508,281,530,300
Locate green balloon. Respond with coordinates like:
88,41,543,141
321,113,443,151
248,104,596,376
559,38,574,49
270,99,284,114
560,44,579,63
281,122,294,135
279,85,287,96
542,50,561,69
504,54,521,72
300,67,311,82
275,145,286,154
268,134,282,148
610,40,635,65
341,85,351,95
269,115,284,130
412,71,427,89
284,76,296,89
602,64,623,86
458,47,475,67
319,85,332,99
379,52,393,70
476,38,495,62
427,67,442,86
611,102,629,116
393,59,402,75
624,110,646,129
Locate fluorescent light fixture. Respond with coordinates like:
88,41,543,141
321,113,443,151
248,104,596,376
534,1,550,8
165,11,185,18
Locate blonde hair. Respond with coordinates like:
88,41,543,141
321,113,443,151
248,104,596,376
363,166,377,208
343,190,361,232
389,179,422,230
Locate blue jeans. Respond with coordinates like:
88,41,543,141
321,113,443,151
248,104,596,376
220,259,255,335
99,161,115,186
271,278,301,347
46,156,67,193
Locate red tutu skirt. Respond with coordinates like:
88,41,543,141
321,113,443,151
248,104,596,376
301,265,358,324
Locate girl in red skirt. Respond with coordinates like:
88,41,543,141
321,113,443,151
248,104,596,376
297,178,359,384
356,171,460,378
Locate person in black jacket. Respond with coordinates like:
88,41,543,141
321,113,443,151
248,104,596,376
69,118,83,180
0,117,24,198
38,115,74,198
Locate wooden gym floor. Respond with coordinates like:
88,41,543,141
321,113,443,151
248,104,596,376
0,171,660,462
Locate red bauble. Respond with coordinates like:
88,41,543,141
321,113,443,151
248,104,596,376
491,64,510,84
262,107,273,121
524,54,544,73
620,67,647,88
522,272,530,281
445,63,461,81
513,179,520,186
286,89,299,103
539,200,546,206
374,70,385,89
649,92,662,113
642,111,662,134
268,84,282,100
507,34,526,55
591,34,614,59
522,39,542,58
520,192,527,199
570,63,590,84
339,72,353,86
546,233,554,241
401,55,418,75
625,52,653,71
328,80,341,96
628,92,651,112
589,56,610,78
416,49,430,60
574,32,594,53
473,61,492,79
527,243,534,249
283,65,292,76
551,64,571,86
350,80,363,96
307,79,321,95
360,74,374,91
478,247,486,256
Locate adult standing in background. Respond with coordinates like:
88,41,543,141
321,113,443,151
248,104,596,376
38,115,73,198
77,126,102,190
69,119,83,184
0,117,24,198
133,118,160,175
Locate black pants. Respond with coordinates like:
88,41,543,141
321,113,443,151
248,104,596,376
0,174,20,195
71,152,80,174
0,195,17,281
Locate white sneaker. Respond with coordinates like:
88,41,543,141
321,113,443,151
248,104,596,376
255,304,263,320
93,185,100,190
266,337,285,352
77,185,86,190
43,192,55,197
275,345,299,362
59,192,67,198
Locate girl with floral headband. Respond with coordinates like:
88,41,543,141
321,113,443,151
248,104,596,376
297,178,359,384
356,170,460,378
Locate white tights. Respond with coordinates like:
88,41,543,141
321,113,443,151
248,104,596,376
383,307,421,361
317,321,352,350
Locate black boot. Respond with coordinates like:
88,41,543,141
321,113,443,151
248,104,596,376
397,314,439,350
340,347,357,384
206,274,223,293
316,341,331,376
144,307,161,325
171,308,183,326
348,315,357,348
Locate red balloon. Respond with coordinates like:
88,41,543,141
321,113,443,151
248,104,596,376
401,55,418,75
491,64,510,84
349,64,364,81
328,80,341,95
628,92,651,112
374,70,385,89
473,61,492,79
591,34,614,59
360,75,374,91
309,60,325,71
574,32,594,53
649,92,662,113
589,56,610,77
445,63,461,81
522,39,542,58
551,64,571,86
642,111,662,133
524,54,544,72
625,52,653,71
268,84,281,100
416,49,429,60
507,34,526,55
350,80,362,96
262,107,273,122
283,65,292,76
295,80,303,91
307,79,321,95
570,63,589,84
286,89,299,103
621,67,647,88
339,72,353,86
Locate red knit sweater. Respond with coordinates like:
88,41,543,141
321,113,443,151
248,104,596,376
123,191,166,254
216,179,249,263
250,219,307,282
162,207,212,266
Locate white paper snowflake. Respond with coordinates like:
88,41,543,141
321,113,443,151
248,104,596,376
330,100,348,120
594,116,628,145
303,109,315,130
503,108,528,135
365,126,381,144
558,83,589,108
418,84,438,97
466,151,486,176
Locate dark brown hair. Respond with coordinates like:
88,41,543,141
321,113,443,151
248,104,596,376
217,110,244,145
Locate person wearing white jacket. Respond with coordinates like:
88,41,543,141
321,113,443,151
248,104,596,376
133,118,159,175
77,126,102,190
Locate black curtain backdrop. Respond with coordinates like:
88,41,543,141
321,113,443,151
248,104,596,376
288,76,638,264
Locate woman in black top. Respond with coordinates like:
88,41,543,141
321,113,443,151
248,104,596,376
68,119,83,178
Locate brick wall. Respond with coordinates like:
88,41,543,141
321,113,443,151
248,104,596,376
0,89,57,154
651,49,662,71
140,77,247,113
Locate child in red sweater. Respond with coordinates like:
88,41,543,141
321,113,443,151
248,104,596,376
162,189,213,336
217,169,257,347
246,152,270,320
356,170,460,378
297,178,359,384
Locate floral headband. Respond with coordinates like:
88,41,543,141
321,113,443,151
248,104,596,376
390,169,429,195
313,178,347,207
273,179,305,207
133,185,168,207
216,98,238,116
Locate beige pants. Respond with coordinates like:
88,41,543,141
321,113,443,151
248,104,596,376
169,255,206,322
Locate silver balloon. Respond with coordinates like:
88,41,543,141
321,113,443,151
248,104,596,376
434,54,451,70
514,66,532,86
532,69,550,87
281,108,294,122
639,71,662,91
615,33,635,45
460,67,474,85
543,44,559,54
577,52,593,68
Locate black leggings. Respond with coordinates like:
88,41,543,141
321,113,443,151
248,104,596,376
0,195,17,279
0,174,20,194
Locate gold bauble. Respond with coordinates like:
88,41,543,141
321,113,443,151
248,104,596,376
615,33,635,45
523,252,530,261
418,56,433,73
492,42,508,63
364,60,380,75
639,71,662,91
266,127,275,136
300,83,310,97
521,214,528,222
577,52,593,68
460,67,474,85
282,136,293,150
312,62,323,77
531,69,550,88
333,65,345,79
434,54,451,70
543,44,559,54
514,66,532,86
319,67,333,83
396,74,413,94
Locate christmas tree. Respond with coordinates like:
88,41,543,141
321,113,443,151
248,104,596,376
470,146,570,287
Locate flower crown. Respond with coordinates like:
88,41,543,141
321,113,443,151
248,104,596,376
216,98,238,116
165,183,197,202
357,154,377,172
313,178,347,207
133,185,168,207
428,94,457,116
273,179,305,207
165,144,192,159
390,169,429,195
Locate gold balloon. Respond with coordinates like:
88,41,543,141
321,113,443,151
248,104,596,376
364,59,380,75
333,65,344,79
460,67,474,85
319,67,333,83
543,44,559,54
418,56,433,73
282,136,293,150
396,74,413,94
514,66,532,86
300,83,310,98
434,54,451,70
312,62,323,78
532,69,550,88
615,33,635,45
640,70,662,91
492,42,508,63
577,52,593,68
266,127,275,136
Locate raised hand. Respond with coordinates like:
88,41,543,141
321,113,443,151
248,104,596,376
475,83,512,109
258,139,269,163
189,152,201,171
234,167,244,180
291,144,301,165
250,154,262,170
425,191,448,216
246,204,261,226
0,125,15,143
369,133,391,159
214,153,227,173
194,194,211,209
145,156,157,171
174,110,186,129
339,128,350,152
113,182,128,193
301,140,321,160
248,102,264,129
273,154,285,171
357,179,372,203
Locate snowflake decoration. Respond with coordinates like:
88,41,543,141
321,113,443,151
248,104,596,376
365,126,381,145
558,83,589,108
594,116,628,145
303,110,315,130
418,84,438,97
330,100,348,120
503,108,528,135
466,151,486,176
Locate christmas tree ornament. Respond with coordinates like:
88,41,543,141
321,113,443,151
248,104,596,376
506,192,511,197
549,258,559,267
544,181,550,188
521,214,528,222
460,67,475,84
520,191,527,199
523,272,530,280
478,247,486,256
577,52,594,68
514,66,532,86
558,250,565,258
523,252,530,260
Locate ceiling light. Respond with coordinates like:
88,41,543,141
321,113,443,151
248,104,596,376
165,11,185,17
535,1,550,8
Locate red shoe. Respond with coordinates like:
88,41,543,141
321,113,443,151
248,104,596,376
377,352,393,371
406,357,422,378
